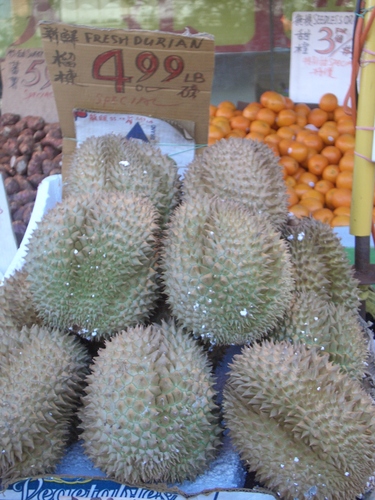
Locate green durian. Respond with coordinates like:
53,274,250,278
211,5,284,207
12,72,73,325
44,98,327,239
0,324,89,486
79,321,221,485
162,196,294,345
64,134,181,227
223,340,375,500
182,137,289,231
24,191,160,340
271,289,369,380
283,217,360,310
0,269,41,329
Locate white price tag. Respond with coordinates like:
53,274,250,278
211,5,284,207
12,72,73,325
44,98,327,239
0,175,18,281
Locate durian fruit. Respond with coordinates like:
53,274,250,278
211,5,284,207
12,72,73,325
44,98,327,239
223,340,375,500
79,321,221,485
162,196,294,345
64,134,181,228
0,269,41,329
182,137,289,231
283,217,360,311
271,289,369,380
24,191,160,340
0,324,89,486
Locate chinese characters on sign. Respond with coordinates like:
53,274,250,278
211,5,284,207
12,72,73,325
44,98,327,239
289,12,355,105
40,22,214,152
0,48,59,122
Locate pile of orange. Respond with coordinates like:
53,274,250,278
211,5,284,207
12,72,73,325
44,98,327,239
209,91,360,228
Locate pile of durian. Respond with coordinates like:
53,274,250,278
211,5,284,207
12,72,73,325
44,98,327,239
1,134,375,500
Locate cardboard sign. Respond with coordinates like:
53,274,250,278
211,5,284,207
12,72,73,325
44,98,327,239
39,22,215,163
0,175,18,282
289,12,355,105
0,48,59,123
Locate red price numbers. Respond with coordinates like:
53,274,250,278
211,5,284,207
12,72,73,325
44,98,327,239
92,49,185,92
22,59,51,90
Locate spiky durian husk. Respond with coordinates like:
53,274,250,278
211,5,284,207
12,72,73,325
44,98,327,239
272,289,368,380
0,324,89,486
63,134,181,228
162,197,294,345
223,340,375,500
182,137,289,231
24,191,160,340
283,217,360,311
79,321,221,484
0,269,41,329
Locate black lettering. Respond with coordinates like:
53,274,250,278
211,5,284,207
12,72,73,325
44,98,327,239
155,37,166,47
190,38,204,49
175,39,187,48
143,37,154,46
134,35,143,45
84,32,93,43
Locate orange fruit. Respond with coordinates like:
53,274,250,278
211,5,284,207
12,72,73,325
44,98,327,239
307,108,328,128
217,100,237,110
331,214,350,227
264,133,282,146
211,116,232,136
276,109,297,127
307,153,329,176
290,124,303,134
334,206,351,216
335,133,355,154
294,103,311,115
276,126,296,141
242,102,263,120
330,187,352,208
245,131,265,142
296,113,308,127
301,189,325,203
318,123,340,145
215,106,235,119
289,204,310,218
295,129,311,143
250,120,271,136
325,188,338,209
301,147,319,168
285,97,295,109
313,207,334,225
286,141,309,163
337,117,355,135
278,138,294,156
301,132,324,153
230,114,250,132
226,129,247,138
336,170,353,190
209,104,217,117
319,92,338,112
267,143,280,156
279,155,300,176
322,164,340,183
334,106,350,122
293,166,308,181
260,90,287,112
321,145,342,165
286,186,299,206
295,182,314,197
300,197,324,214
314,179,334,195
339,152,354,172
208,124,225,142
256,107,276,126
285,175,297,188
299,171,319,187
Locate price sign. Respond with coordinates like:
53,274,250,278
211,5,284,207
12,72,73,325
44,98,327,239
289,12,355,105
0,48,59,123
40,22,215,167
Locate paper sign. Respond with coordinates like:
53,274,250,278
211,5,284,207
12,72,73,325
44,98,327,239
0,48,59,123
58,493,276,500
39,22,215,159
74,110,195,177
0,175,18,281
289,12,355,105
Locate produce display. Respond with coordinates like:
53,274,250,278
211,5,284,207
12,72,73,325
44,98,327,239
0,113,62,244
209,91,357,227
0,110,374,499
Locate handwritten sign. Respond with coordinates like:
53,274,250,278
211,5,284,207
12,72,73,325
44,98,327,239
39,22,215,165
0,48,59,123
289,12,355,105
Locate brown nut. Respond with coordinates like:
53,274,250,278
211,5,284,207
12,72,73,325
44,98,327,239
33,129,46,142
27,151,48,176
0,125,19,139
3,137,20,156
9,189,37,206
4,176,20,195
17,128,34,142
26,116,45,131
13,174,33,191
14,117,28,135
22,201,35,225
0,113,20,126
10,155,30,176
42,159,55,176
12,220,27,246
28,173,46,188
19,136,35,156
